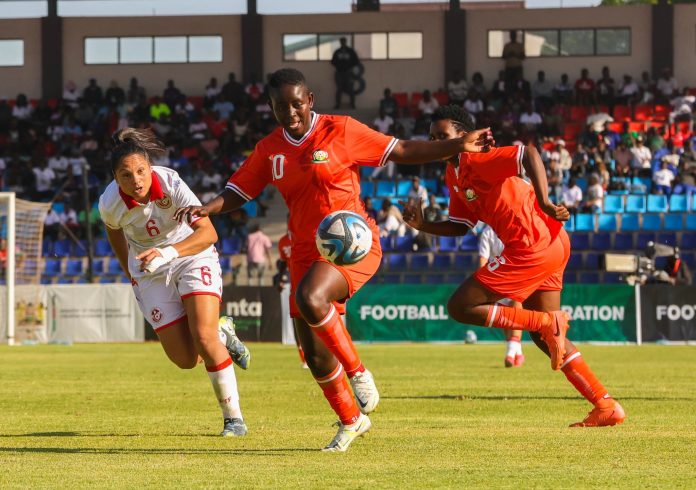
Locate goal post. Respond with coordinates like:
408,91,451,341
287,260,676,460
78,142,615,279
0,193,51,345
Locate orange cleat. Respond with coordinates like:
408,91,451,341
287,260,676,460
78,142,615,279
570,400,626,427
541,311,570,370
504,356,515,368
514,353,525,367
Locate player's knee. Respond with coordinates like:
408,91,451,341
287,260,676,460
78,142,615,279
172,356,198,370
304,351,333,372
190,330,219,358
447,298,473,324
295,287,329,320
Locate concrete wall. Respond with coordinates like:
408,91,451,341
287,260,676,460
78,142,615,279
674,4,696,89
0,19,42,98
61,16,242,99
263,11,445,111
466,5,652,87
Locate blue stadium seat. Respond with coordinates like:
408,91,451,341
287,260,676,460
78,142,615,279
438,236,459,252
459,234,478,251
221,237,242,255
395,236,414,251
43,259,61,276
687,214,696,231
117,275,131,283
360,181,374,197
663,214,684,231
591,233,612,250
447,273,469,283
636,232,656,249
403,274,422,284
613,233,634,251
647,194,669,213
73,240,89,257
579,271,600,283
387,253,407,270
570,233,590,250
75,277,89,284
575,214,595,232
654,256,667,270
219,256,232,272
379,236,394,252
563,215,575,233
454,254,475,269
630,176,651,194
682,251,696,268
642,214,662,231
604,272,624,284
575,177,588,193
57,277,73,284
99,276,114,284
410,254,429,270
396,181,411,196
242,200,257,218
41,276,53,285
625,195,646,213
433,254,453,269
656,232,677,246
42,238,53,257
95,238,113,257
107,258,122,275
585,252,601,269
563,272,578,284
669,194,688,212
422,179,438,194
65,259,83,276
603,195,624,213
597,214,617,232
92,259,104,274
566,254,583,271
620,214,640,232
424,274,443,284
682,233,696,250
376,181,396,197
53,239,72,258
381,273,401,284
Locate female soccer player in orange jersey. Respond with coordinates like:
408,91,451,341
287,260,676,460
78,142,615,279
175,69,493,451
402,105,625,428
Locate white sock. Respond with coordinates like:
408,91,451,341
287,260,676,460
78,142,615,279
207,359,242,420
506,340,519,358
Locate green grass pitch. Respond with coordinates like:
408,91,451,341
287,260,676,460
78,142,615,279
1,343,695,488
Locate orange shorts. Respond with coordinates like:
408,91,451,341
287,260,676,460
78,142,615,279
474,228,571,303
289,232,382,319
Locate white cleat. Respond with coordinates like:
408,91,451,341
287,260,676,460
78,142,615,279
349,369,380,414
218,316,251,370
321,414,372,452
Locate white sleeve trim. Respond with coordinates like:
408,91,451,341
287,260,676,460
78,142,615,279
516,144,525,175
448,216,474,228
379,137,399,167
225,183,252,202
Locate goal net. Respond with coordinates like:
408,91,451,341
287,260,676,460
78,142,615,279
0,193,51,345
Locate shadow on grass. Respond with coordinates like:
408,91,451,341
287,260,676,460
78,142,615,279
0,446,317,455
383,395,695,401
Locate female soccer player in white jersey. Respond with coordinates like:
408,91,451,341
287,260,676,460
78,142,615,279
98,127,249,437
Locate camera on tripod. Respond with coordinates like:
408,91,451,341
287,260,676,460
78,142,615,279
602,241,681,285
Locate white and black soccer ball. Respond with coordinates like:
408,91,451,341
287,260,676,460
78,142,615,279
316,211,373,266
465,330,478,344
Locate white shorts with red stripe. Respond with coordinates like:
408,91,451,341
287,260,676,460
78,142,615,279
131,252,223,332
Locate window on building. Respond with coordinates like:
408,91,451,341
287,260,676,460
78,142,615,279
487,28,630,58
282,32,422,61
560,29,594,56
596,28,630,56
189,36,223,63
84,37,118,64
154,36,187,63
0,40,24,67
84,35,223,64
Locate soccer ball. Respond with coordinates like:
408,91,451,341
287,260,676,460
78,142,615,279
316,211,373,266
465,330,478,344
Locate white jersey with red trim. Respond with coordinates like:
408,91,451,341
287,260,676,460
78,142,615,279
98,166,215,278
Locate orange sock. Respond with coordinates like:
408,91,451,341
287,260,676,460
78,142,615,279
309,305,364,378
297,345,306,364
315,363,361,425
561,351,610,407
485,304,552,332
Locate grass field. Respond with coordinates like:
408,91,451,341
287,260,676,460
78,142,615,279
1,342,695,488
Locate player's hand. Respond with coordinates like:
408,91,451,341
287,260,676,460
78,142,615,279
540,201,570,222
136,248,163,272
174,205,209,224
460,128,495,153
399,198,424,230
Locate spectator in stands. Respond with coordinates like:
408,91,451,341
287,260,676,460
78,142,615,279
163,80,184,110
575,68,595,106
561,177,583,213
502,30,525,86
204,77,221,107
379,88,399,119
552,139,572,175
583,174,604,213
364,196,378,222
126,77,146,105
377,199,406,237
82,78,103,107
519,103,542,133
447,70,468,106
43,206,61,240
596,66,615,108
246,223,272,286
222,72,245,107
418,90,439,117
407,176,428,205
423,194,443,223
11,94,32,120
656,67,678,104
668,88,695,126
331,37,360,109
532,70,554,112
639,71,655,103
62,203,80,235
613,141,633,176
105,80,125,107
245,75,265,105
213,94,235,121
228,208,249,243
149,96,171,121
653,160,676,195
470,72,487,100
630,136,652,176
62,81,80,108
463,90,484,117
0,97,11,131
32,159,55,201
547,155,563,203
617,74,640,106
373,108,394,135
553,73,573,104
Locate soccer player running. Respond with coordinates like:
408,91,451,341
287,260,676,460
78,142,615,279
402,105,625,427
99,128,251,437
477,224,525,368
175,68,493,451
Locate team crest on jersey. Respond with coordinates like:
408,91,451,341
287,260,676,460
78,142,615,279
155,195,172,209
311,150,330,163
151,307,163,323
464,188,477,201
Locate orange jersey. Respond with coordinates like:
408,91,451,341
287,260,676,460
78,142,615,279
278,233,292,262
227,113,397,262
445,145,562,253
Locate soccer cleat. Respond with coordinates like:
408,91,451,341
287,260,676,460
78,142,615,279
504,356,515,368
221,417,248,437
321,414,371,452
218,316,251,370
514,353,525,367
540,311,570,371
349,369,379,414
570,400,626,428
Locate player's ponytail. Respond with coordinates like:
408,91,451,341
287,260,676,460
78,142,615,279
110,127,166,173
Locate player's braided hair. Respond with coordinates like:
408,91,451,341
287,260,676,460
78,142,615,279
431,105,475,133
110,127,166,172
268,68,307,90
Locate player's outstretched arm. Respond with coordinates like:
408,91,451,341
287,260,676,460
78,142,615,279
389,128,494,164
400,199,471,236
174,188,247,223
522,145,570,222
105,226,131,280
